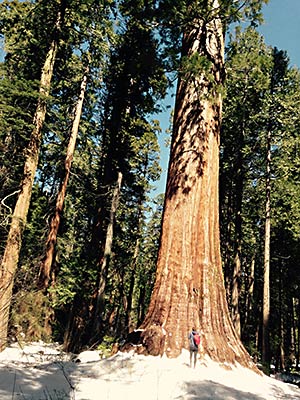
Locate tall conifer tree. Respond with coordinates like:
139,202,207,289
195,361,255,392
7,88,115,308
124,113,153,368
127,0,267,370
0,0,65,350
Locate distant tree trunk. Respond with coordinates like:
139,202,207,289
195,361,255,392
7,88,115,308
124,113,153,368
219,168,234,301
262,128,271,367
279,301,285,370
92,171,123,335
122,199,145,334
38,68,89,289
231,125,244,337
0,12,62,350
137,286,146,326
223,194,234,302
126,275,135,330
243,256,255,333
63,293,89,354
231,233,241,336
262,47,288,369
297,299,300,370
289,296,296,368
126,2,257,370
276,263,284,371
124,238,140,334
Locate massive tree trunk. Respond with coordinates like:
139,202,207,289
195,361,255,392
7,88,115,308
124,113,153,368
0,16,61,350
38,68,88,289
126,2,256,370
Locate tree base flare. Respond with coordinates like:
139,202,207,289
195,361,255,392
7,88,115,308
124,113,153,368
121,327,262,376
122,326,166,356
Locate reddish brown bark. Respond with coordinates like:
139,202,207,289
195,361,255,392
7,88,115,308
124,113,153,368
0,34,59,352
126,3,258,371
0,2,67,350
38,69,88,289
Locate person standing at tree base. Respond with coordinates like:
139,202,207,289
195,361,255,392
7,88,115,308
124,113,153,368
188,327,200,368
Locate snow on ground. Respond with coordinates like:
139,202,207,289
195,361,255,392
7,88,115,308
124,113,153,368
0,342,299,400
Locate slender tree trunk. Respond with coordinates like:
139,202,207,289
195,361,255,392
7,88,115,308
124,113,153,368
243,256,255,333
297,299,300,370
125,238,140,333
126,275,135,331
38,68,89,289
0,15,61,350
220,176,234,301
277,264,284,370
279,308,285,370
262,128,271,367
92,171,123,334
126,2,257,370
231,126,244,337
289,296,296,368
231,82,249,338
231,235,241,336
123,199,145,333
137,286,146,326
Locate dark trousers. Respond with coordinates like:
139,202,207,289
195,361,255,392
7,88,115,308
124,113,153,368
190,349,197,368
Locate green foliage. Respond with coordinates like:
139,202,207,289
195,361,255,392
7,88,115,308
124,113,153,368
11,290,53,342
180,53,213,79
221,25,300,368
97,335,116,358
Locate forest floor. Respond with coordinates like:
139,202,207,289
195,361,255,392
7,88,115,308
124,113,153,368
0,341,299,400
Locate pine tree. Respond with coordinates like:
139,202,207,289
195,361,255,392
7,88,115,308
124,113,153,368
0,0,66,350
61,1,167,351
221,27,300,369
221,27,272,339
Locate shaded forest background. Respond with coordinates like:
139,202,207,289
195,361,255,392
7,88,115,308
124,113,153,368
1,0,300,373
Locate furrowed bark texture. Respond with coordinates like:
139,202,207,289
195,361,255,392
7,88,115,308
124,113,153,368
134,3,257,371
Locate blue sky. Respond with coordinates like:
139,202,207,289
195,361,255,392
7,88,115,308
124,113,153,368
152,0,300,195
259,0,300,68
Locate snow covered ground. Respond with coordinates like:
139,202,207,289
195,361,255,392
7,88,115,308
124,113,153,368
0,342,299,399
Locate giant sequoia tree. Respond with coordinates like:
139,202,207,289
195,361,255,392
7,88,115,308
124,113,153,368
128,0,267,369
